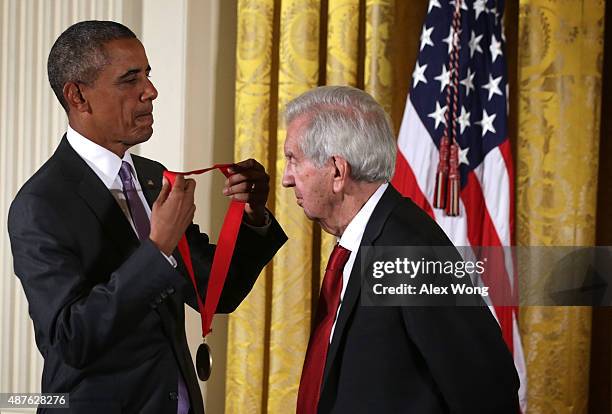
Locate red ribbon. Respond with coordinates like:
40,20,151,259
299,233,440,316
163,164,245,339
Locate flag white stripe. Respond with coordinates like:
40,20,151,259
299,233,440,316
397,98,438,199
475,146,511,246
513,314,528,412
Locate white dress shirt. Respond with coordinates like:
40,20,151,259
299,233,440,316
66,126,177,266
330,182,388,341
66,126,270,265
66,126,151,230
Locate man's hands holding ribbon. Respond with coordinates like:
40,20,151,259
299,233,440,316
223,158,270,227
150,174,196,256
149,158,270,255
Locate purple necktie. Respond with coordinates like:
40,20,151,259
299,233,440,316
118,161,190,414
118,162,151,241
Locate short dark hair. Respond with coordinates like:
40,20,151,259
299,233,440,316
47,20,137,111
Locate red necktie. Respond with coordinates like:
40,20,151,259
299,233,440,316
296,244,351,414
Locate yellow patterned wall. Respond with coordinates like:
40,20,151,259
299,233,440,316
327,0,359,85
228,1,607,412
517,0,604,412
227,1,275,413
229,1,402,411
364,0,394,113
319,0,361,278
268,0,321,411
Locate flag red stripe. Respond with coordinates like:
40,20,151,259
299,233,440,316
498,140,520,352
460,173,514,350
392,150,435,219
461,171,503,247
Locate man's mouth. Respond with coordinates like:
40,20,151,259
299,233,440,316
136,112,154,123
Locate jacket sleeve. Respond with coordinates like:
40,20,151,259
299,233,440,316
396,241,519,413
180,211,287,313
8,193,191,369
401,304,520,413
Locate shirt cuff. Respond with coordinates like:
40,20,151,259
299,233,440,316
161,251,178,268
244,210,271,236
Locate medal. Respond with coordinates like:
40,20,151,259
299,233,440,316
196,341,213,381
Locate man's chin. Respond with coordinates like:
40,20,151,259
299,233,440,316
300,205,312,218
123,129,153,147
296,206,337,235
303,210,321,224
318,221,338,236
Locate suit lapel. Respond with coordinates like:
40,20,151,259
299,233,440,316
55,136,140,255
321,185,404,389
132,155,162,207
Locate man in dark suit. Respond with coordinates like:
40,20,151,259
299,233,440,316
7,21,286,413
282,86,519,413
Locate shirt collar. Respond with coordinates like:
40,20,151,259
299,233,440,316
66,125,137,188
338,182,389,252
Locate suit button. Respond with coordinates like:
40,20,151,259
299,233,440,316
167,287,175,295
169,391,178,400
160,291,168,300
150,302,158,309
155,297,163,304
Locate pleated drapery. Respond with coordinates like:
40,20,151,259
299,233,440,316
227,0,607,412
517,1,605,412
227,1,399,412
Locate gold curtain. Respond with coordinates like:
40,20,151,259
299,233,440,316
268,0,320,412
320,0,359,279
228,0,607,413
364,0,394,113
226,1,275,413
517,1,604,413
227,0,397,412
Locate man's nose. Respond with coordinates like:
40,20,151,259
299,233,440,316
142,78,158,101
281,167,294,188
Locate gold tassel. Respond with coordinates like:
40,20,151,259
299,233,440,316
446,142,460,216
433,135,450,209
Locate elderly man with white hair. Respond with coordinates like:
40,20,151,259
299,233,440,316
282,85,519,414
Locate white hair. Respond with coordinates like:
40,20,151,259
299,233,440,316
285,85,396,182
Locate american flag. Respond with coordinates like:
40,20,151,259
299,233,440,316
391,0,526,409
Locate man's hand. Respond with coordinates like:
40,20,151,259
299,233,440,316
150,175,196,255
223,159,269,226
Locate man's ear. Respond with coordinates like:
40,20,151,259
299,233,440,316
63,82,90,113
332,156,350,193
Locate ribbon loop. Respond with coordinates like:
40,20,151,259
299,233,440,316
162,164,246,338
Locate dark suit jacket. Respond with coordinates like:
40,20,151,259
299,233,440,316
317,186,519,413
7,136,287,414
